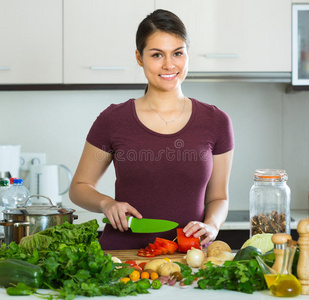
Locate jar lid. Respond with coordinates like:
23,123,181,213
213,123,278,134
254,169,288,182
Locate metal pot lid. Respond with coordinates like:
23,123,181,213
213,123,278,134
3,195,75,216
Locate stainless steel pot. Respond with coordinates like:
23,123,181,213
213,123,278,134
0,195,78,245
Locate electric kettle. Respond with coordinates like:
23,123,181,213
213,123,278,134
29,164,72,206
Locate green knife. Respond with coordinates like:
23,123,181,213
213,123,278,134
102,216,178,233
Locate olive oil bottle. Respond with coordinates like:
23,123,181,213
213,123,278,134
270,240,302,297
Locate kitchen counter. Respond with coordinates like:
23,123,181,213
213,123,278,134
74,209,309,231
0,285,308,300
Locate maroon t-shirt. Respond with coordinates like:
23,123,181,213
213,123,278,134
86,98,234,250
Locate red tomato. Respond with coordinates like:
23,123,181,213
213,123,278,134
125,260,137,266
138,262,147,270
133,265,143,272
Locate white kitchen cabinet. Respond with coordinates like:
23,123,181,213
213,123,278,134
155,0,291,72
0,0,62,84
64,0,153,84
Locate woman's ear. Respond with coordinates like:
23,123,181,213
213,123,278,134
135,49,143,67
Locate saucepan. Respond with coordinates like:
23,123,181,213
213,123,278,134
0,195,78,245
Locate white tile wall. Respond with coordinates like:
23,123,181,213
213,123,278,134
0,82,308,223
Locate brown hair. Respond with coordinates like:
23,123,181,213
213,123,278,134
136,9,189,93
136,9,189,56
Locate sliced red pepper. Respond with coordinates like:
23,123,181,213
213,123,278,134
137,251,155,257
176,228,202,253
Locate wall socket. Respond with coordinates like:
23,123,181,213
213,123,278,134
20,152,46,171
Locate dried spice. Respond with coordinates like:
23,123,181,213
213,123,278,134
251,211,286,235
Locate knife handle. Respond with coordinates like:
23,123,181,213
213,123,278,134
102,216,131,224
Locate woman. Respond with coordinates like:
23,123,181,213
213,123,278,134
69,9,234,250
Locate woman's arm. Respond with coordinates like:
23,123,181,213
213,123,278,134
69,141,142,231
183,149,234,246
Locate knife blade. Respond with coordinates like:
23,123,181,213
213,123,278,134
102,216,178,233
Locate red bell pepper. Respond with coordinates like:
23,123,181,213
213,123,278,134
137,237,178,257
176,228,201,253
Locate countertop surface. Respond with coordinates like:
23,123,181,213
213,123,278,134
74,209,309,231
1,285,308,300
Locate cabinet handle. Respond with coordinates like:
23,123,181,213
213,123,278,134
90,66,126,70
0,67,10,70
204,54,240,58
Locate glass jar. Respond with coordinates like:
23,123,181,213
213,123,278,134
250,169,291,237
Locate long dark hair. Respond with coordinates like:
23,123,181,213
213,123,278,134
136,9,189,93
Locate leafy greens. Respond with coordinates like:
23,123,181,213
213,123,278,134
0,220,150,299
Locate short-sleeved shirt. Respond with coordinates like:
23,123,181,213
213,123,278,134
87,98,234,250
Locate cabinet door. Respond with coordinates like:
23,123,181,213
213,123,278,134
64,0,153,84
156,0,291,72
0,0,62,84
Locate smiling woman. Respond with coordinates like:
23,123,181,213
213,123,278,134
69,9,234,250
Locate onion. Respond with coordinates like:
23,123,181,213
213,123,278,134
186,247,205,268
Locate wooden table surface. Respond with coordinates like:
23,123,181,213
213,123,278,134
102,249,196,264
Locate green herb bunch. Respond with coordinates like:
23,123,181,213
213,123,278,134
176,259,267,294
0,220,150,299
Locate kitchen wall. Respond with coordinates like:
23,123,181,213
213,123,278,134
0,82,309,222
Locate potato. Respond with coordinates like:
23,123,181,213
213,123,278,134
216,251,235,261
158,262,181,276
201,257,224,269
143,258,167,273
206,240,232,257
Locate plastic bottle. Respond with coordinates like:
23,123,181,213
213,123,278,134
0,179,9,236
2,179,31,209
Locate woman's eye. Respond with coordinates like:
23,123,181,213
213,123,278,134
152,53,162,58
174,51,183,57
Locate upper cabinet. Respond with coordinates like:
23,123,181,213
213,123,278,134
0,0,62,84
156,0,291,72
64,0,153,84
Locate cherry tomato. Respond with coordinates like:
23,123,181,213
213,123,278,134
138,262,147,270
125,260,137,267
133,265,143,272
129,270,140,281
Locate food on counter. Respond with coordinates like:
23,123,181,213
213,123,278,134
0,220,152,298
186,248,205,268
241,233,274,254
112,256,122,263
179,258,267,294
206,240,232,257
216,251,234,262
251,211,287,235
143,258,167,272
176,228,201,253
201,257,224,269
151,279,162,289
0,258,43,288
158,262,181,277
129,270,141,281
233,246,262,261
137,237,178,257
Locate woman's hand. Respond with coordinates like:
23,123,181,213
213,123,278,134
182,221,219,246
101,198,143,232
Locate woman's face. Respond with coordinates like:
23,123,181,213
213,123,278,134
136,31,189,93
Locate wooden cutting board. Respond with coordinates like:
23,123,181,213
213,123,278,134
102,249,206,264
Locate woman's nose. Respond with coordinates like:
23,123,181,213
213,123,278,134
162,56,175,70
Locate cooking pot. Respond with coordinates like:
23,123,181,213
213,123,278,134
0,195,78,245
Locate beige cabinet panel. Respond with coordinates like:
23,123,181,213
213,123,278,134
0,0,62,84
156,0,291,72
64,0,153,84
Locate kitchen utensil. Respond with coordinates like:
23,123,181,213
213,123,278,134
0,195,78,245
29,164,72,206
102,216,178,233
0,145,21,179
